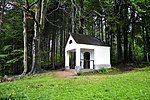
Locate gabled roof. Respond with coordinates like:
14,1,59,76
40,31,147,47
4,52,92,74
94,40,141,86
70,33,110,46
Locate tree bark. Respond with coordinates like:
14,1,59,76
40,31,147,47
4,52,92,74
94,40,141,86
145,27,150,62
71,0,75,33
51,32,56,69
0,0,5,33
30,0,41,74
79,0,84,34
116,25,122,64
22,0,28,75
123,3,128,64
30,0,47,74
100,18,104,41
130,8,135,63
114,0,122,64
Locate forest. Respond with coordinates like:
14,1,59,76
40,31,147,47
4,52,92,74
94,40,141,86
0,0,150,76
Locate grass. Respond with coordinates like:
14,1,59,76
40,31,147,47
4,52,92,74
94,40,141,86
0,67,150,100
77,67,119,76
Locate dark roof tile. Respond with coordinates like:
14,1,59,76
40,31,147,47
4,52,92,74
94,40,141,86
70,33,110,46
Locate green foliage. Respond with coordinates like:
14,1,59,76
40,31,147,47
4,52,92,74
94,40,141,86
131,0,150,15
134,44,145,62
77,67,118,76
2,45,13,52
133,67,150,71
0,45,23,75
0,0,25,75
0,54,8,59
0,68,150,99
77,71,85,76
96,68,113,74
132,2,146,13
0,90,27,100
0,47,23,66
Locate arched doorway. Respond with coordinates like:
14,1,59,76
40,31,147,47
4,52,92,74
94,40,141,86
84,52,90,69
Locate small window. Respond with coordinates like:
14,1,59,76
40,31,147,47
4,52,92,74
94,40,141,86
69,40,72,44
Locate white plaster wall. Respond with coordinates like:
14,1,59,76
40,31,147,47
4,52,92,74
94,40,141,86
94,46,110,64
65,35,77,52
78,44,98,50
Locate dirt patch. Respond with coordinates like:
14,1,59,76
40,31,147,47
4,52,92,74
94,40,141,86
52,70,77,78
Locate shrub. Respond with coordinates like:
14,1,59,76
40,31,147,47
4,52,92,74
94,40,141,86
96,68,113,74
77,72,84,76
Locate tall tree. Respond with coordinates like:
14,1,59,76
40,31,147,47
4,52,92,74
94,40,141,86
0,0,5,33
114,0,122,64
30,0,47,74
22,0,28,75
122,1,129,64
30,0,41,74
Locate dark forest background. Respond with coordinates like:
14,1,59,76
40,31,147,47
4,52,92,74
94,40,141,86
0,0,150,76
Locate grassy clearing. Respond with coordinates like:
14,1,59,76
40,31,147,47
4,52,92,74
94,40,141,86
0,67,150,100
77,67,119,76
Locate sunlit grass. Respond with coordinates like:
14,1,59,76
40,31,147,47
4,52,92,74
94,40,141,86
0,67,150,100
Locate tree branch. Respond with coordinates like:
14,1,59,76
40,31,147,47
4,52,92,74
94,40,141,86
46,17,62,28
85,10,105,18
27,0,40,11
47,2,60,15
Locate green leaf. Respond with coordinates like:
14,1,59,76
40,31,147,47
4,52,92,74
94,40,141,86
132,2,146,13
2,45,13,51
6,56,23,64
0,54,8,59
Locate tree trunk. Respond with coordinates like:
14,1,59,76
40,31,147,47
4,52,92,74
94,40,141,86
123,27,128,64
145,27,150,62
30,0,47,74
60,29,63,61
71,0,75,33
22,0,28,75
37,0,46,70
123,3,128,64
104,18,107,42
30,0,41,74
114,0,122,64
79,0,84,34
116,25,122,64
142,26,147,61
100,18,104,41
51,32,56,69
0,0,5,33
130,8,135,63
98,17,101,39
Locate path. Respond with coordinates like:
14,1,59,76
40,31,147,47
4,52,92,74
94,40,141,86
52,70,77,78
